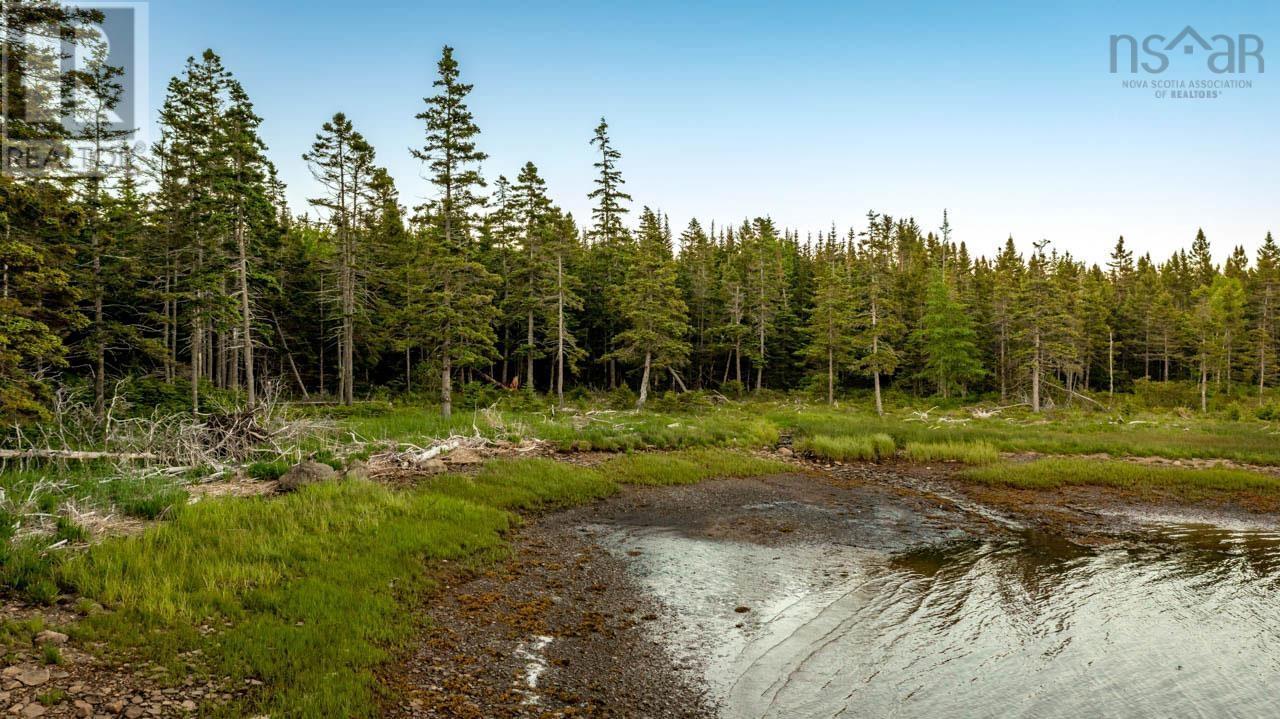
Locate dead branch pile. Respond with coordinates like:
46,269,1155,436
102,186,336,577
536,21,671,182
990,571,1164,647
2,381,335,474
364,435,550,479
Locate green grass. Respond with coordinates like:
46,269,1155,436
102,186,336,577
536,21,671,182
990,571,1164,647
62,479,517,718
601,448,791,486
904,441,1000,465
0,538,61,603
331,403,779,452
961,458,1280,496
795,433,897,462
772,405,1280,466
423,458,617,510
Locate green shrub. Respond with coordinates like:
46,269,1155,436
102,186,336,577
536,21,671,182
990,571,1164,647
41,645,63,666
606,384,638,410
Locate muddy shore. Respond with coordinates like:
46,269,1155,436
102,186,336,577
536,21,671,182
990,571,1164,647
389,462,1280,718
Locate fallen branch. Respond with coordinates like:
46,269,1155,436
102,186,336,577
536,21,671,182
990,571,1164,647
0,448,159,462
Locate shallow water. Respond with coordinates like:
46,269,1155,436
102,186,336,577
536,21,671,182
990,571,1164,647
599,519,1280,718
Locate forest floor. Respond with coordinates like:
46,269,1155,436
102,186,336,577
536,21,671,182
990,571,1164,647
4,397,1280,717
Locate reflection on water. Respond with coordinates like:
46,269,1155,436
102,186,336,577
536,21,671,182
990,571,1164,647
600,521,1280,719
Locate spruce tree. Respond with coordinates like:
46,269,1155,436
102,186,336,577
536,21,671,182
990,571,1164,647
413,46,495,416
413,46,487,250
606,208,689,409
303,112,377,405
801,239,855,404
1253,233,1280,401
914,270,984,398
852,213,903,416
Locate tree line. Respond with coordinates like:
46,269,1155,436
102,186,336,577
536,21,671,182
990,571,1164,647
2,12,1276,421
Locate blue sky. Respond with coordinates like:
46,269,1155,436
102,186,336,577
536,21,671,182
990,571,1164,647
140,0,1278,264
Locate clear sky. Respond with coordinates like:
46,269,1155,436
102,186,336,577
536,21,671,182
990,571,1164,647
140,0,1278,264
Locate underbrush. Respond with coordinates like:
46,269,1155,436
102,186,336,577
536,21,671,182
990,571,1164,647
961,459,1280,497
795,433,897,462
904,441,1000,465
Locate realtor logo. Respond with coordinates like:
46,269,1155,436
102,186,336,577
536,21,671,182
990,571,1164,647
1110,26,1264,74
1,1,149,177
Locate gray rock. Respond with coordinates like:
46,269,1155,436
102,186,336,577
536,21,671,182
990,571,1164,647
277,461,337,492
343,460,369,481
14,666,50,687
443,448,483,466
34,630,68,646
418,459,447,474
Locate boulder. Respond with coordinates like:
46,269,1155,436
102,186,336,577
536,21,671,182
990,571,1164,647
418,459,448,474
277,461,337,492
14,666,49,687
34,630,68,646
443,448,483,466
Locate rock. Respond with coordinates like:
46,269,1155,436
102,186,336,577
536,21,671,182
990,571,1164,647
778,447,794,457
417,458,447,474
74,700,94,718
21,705,46,718
342,460,369,481
14,666,50,687
443,448,483,466
34,630,68,646
104,699,125,714
179,700,197,712
123,707,144,719
277,461,337,492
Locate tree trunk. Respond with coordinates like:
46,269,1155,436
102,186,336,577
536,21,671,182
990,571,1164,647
527,310,536,393
1201,356,1208,413
756,316,766,392
1108,329,1114,397
1032,329,1042,413
827,344,834,405
92,232,105,421
442,339,453,419
999,326,1008,402
556,256,566,407
342,231,355,406
636,351,652,409
191,306,202,412
873,371,883,417
236,217,256,407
